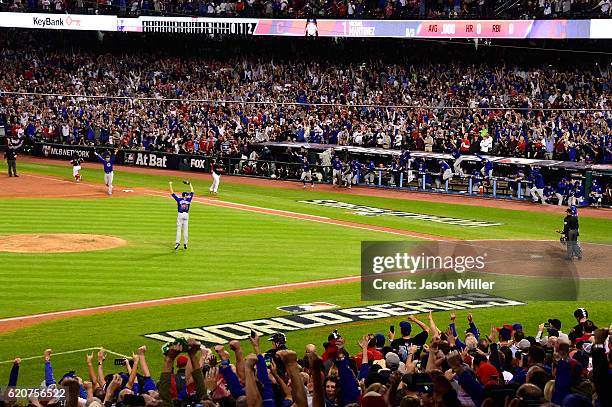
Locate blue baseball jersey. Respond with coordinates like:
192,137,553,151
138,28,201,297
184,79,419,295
591,185,602,194
172,193,194,213
302,161,311,172
531,172,545,189
476,154,493,171
95,153,115,173
574,185,585,198
452,149,461,160
332,158,342,170
543,186,555,197
439,161,451,171
556,181,568,195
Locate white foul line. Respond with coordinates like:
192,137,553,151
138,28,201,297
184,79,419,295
145,192,439,241
0,276,360,325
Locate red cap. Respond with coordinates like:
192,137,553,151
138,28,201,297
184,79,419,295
176,355,188,368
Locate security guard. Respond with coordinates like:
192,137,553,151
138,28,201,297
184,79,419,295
563,207,582,260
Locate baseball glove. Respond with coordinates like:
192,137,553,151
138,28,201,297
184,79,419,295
182,180,190,185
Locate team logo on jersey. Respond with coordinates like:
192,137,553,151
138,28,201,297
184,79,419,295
299,200,502,227
277,302,338,313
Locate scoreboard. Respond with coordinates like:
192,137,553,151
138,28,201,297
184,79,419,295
0,12,608,39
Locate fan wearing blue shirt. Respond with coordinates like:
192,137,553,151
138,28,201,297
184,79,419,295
169,180,194,250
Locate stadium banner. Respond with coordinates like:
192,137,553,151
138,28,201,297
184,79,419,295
119,17,603,38
0,12,610,38
35,142,96,160
33,142,612,173
117,16,259,34
143,293,525,345
0,12,116,31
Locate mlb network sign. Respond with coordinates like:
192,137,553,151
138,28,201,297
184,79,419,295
143,293,524,346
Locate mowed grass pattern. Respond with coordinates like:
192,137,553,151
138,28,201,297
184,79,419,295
0,196,406,318
9,161,612,242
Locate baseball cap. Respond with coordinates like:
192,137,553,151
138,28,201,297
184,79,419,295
399,321,412,336
573,308,588,321
176,355,188,368
498,327,512,341
268,332,287,345
512,323,523,331
548,318,562,330
516,339,531,351
476,362,499,386
385,352,400,371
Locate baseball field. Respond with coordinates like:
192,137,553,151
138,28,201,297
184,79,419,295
0,159,610,385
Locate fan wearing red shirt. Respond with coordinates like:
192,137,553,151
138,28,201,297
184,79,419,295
460,135,471,153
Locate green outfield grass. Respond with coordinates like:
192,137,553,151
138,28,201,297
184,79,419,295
0,160,610,385
9,161,612,241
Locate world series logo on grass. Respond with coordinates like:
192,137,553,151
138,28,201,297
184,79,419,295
299,200,502,227
143,293,524,346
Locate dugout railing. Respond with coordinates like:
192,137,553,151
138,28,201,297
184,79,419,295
218,156,534,200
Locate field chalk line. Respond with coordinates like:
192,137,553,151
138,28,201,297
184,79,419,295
144,193,439,241
0,347,129,365
0,276,360,325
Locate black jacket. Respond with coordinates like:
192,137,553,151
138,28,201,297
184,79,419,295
563,215,579,237
4,149,17,160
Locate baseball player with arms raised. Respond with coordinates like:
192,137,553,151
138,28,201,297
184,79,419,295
94,148,118,195
70,153,83,182
169,180,194,250
209,160,224,195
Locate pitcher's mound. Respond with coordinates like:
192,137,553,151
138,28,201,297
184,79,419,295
0,234,127,253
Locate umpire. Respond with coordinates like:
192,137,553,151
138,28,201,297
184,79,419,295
4,148,18,177
563,207,581,260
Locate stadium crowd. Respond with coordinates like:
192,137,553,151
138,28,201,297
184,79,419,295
2,309,610,407
1,0,611,19
1,36,610,166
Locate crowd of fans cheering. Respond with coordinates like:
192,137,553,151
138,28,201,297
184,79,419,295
1,34,610,167
1,0,611,19
2,309,610,407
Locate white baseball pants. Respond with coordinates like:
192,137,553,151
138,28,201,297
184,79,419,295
104,172,114,195
210,172,220,193
176,212,189,245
